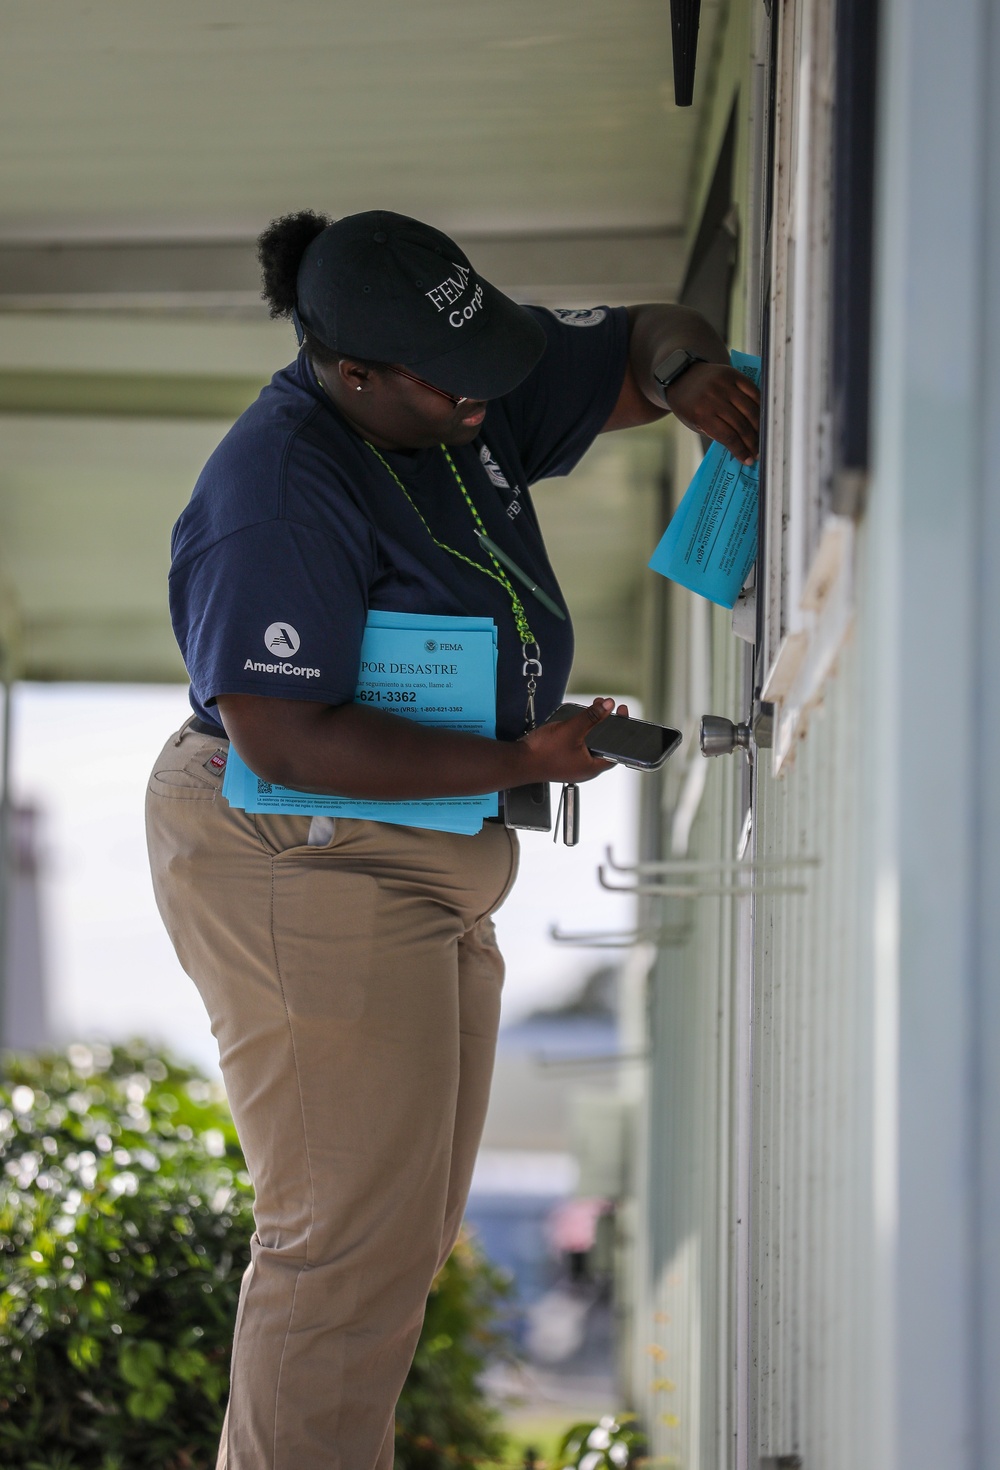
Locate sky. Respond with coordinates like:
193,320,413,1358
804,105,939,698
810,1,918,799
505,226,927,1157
11,684,639,1075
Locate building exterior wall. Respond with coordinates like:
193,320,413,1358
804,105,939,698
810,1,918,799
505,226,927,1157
624,3,772,1458
623,319,876,1470
629,612,745,1467
748,636,869,1467
622,0,1000,1466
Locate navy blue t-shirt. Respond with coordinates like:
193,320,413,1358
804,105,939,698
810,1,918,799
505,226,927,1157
169,305,629,743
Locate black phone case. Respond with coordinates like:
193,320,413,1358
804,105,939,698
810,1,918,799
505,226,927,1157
503,782,552,831
587,718,682,769
545,703,682,770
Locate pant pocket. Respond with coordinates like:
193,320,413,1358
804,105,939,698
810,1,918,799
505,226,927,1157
251,813,311,855
306,816,337,847
251,812,344,857
148,732,227,800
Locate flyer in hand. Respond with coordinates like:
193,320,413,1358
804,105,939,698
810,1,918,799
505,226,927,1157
221,610,499,835
648,350,762,609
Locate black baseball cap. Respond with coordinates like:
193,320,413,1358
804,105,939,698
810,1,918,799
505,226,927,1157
295,210,546,401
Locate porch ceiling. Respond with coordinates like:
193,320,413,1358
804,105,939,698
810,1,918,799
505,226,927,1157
0,0,722,688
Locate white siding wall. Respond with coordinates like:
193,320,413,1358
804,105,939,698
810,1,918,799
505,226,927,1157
628,606,874,1470
625,0,1000,1465
628,602,746,1468
750,635,870,1468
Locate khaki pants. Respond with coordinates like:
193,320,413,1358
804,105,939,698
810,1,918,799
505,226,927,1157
145,722,519,1470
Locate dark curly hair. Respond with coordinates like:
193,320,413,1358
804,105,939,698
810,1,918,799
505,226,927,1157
257,209,330,319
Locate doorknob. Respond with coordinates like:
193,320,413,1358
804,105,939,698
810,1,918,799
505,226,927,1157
700,714,751,756
700,700,775,756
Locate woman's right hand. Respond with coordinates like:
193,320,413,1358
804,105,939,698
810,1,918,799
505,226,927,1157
216,692,629,802
514,697,628,785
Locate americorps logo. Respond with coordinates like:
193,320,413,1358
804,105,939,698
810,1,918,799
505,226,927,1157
264,622,300,655
244,622,321,679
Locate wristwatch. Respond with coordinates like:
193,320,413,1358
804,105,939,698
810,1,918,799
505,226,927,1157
652,348,706,402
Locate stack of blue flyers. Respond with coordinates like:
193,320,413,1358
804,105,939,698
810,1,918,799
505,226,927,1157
648,351,762,609
222,610,499,835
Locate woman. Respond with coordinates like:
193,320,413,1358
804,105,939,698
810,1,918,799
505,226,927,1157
146,209,759,1470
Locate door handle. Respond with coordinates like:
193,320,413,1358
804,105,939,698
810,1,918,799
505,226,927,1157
700,714,751,756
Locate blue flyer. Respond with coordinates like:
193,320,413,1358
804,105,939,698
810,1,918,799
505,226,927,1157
222,610,499,835
648,350,762,608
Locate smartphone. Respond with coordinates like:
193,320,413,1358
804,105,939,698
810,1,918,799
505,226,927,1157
546,703,683,771
503,781,552,832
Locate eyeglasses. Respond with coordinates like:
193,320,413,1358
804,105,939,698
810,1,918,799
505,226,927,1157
388,364,469,408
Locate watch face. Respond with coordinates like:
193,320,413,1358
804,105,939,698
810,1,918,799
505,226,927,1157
654,349,696,386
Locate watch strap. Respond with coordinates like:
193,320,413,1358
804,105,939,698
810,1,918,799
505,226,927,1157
653,348,707,395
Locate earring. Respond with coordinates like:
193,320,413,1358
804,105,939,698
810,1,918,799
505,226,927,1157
356,386,363,392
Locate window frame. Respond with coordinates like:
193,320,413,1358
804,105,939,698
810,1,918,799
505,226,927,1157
755,0,867,771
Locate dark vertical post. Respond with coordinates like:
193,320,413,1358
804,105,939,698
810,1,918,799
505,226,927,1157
830,0,880,514
669,0,702,106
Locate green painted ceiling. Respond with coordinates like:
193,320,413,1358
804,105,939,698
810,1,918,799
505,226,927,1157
0,0,724,690
0,0,722,239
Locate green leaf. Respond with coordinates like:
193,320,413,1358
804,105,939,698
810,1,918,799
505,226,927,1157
166,1344,208,1383
118,1337,164,1388
66,1332,102,1371
124,1380,175,1422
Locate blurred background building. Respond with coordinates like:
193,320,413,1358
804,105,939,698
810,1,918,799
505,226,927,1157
3,804,48,1050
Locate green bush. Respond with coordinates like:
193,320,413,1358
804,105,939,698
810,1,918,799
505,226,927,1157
395,1231,508,1469
0,1043,509,1470
555,1415,646,1469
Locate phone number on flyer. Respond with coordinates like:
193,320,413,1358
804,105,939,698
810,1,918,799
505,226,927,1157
358,689,418,703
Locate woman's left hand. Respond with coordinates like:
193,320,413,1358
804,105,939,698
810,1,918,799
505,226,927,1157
665,362,761,465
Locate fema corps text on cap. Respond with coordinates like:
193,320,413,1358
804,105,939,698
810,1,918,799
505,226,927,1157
295,210,546,402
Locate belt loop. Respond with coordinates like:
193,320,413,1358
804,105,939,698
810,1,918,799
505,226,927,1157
173,714,197,746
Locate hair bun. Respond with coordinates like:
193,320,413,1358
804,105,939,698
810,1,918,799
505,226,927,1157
257,211,331,319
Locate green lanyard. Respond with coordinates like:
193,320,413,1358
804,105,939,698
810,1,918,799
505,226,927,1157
365,440,547,728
